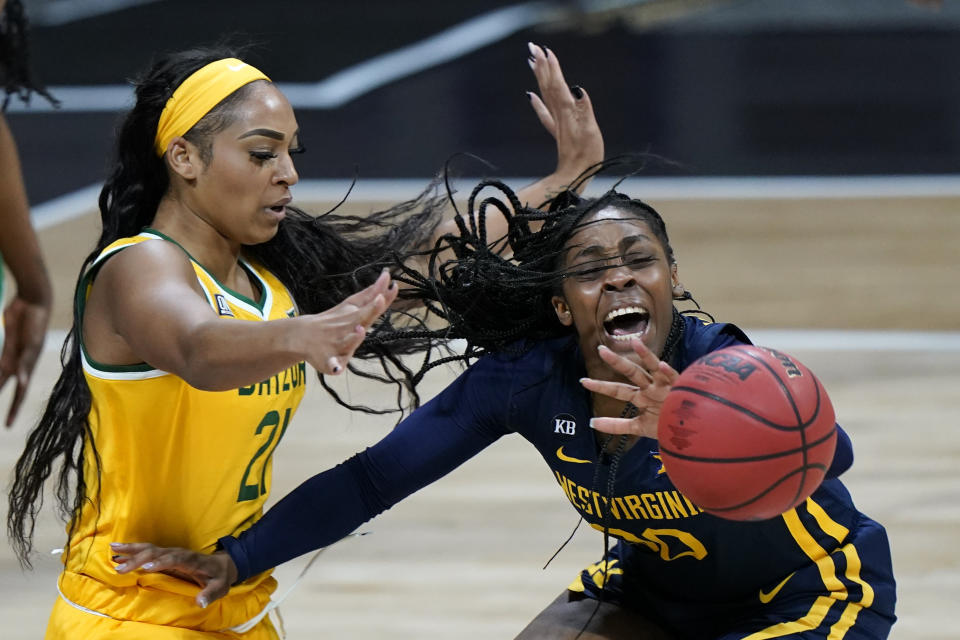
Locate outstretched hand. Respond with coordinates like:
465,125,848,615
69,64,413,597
580,339,678,439
526,42,604,185
0,295,50,427
111,542,236,609
307,270,398,375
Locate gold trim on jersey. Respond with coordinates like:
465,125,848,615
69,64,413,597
769,497,880,639
741,596,834,640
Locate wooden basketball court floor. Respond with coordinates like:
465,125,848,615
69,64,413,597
1,192,957,639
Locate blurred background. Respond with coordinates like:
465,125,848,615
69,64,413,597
8,0,960,202
1,1,958,639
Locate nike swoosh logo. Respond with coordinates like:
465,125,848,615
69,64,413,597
759,571,795,604
556,446,591,464
227,63,247,71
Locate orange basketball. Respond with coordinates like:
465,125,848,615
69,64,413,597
657,345,836,521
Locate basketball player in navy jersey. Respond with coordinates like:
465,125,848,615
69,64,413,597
113,182,896,639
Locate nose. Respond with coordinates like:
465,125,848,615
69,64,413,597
275,151,299,187
602,265,637,292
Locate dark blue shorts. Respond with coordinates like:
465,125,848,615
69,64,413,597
569,516,896,639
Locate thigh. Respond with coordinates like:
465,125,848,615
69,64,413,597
515,591,673,640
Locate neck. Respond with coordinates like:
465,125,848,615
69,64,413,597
152,193,242,282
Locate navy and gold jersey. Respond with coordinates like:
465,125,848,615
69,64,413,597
222,315,896,639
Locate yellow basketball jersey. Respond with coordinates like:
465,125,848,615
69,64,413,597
55,229,306,633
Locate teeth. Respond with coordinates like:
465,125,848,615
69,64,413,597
603,306,647,323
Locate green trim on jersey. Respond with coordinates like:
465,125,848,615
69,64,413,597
142,227,267,313
75,258,156,374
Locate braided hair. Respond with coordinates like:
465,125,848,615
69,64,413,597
363,174,681,385
0,0,56,108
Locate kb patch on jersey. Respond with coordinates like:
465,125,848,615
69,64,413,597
552,413,578,440
215,294,235,317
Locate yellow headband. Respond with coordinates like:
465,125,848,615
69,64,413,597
154,58,270,156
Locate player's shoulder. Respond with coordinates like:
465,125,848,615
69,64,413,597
97,234,191,272
88,232,197,298
681,314,752,362
475,335,578,388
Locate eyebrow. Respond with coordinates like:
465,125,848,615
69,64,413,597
238,128,285,141
570,233,651,260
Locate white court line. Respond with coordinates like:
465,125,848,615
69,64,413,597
291,175,960,203
41,329,960,354
31,174,960,231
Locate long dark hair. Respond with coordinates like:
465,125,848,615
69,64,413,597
6,46,446,566
363,174,679,383
0,0,56,108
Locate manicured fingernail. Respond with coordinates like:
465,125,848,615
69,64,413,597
198,596,208,609
115,563,128,572
142,562,155,571
589,419,597,429
570,85,584,99
527,42,538,57
110,542,122,549
528,58,535,71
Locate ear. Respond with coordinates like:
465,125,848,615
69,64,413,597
671,262,686,300
551,295,574,327
165,136,202,180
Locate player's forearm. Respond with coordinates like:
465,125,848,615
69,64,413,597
0,115,52,307
220,456,376,582
170,316,309,391
514,164,595,210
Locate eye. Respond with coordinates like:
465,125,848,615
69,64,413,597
289,144,306,155
250,150,278,162
623,252,655,268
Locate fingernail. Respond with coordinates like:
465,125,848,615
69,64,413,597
142,562,155,571
198,596,208,609
527,58,535,71
115,563,128,572
589,419,597,429
526,91,534,101
570,85,584,99
527,42,538,57
110,542,122,549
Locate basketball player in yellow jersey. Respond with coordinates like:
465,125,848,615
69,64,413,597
9,51,398,639
53,230,323,637
7,42,603,638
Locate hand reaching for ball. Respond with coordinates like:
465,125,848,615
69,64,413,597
580,339,679,439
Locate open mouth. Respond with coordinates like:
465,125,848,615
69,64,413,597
602,306,649,342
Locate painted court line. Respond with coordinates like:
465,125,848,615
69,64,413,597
32,175,960,231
